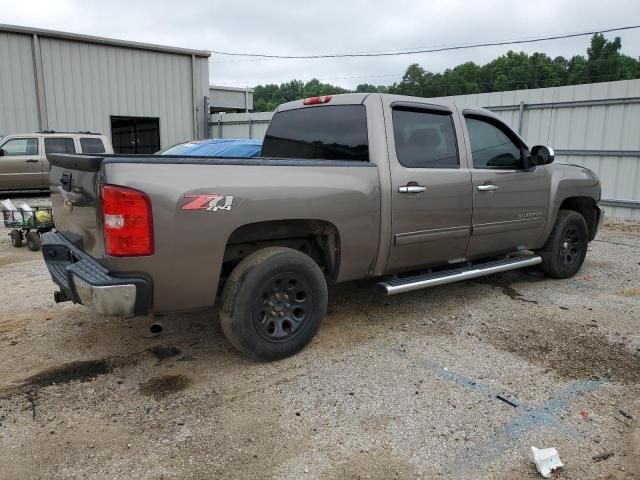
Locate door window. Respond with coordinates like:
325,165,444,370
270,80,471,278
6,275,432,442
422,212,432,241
111,116,160,154
392,108,458,168
465,117,523,169
1,138,38,156
45,137,76,154
80,137,106,153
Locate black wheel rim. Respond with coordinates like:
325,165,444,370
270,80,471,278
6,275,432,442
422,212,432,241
559,225,583,265
252,272,313,342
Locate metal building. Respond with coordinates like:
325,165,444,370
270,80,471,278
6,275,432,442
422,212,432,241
209,85,254,114
0,24,210,153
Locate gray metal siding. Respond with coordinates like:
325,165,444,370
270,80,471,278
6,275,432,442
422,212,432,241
39,37,199,147
0,32,39,134
209,111,272,139
0,27,210,148
194,56,210,138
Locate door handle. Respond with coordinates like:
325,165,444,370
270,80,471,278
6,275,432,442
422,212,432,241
477,184,498,191
399,185,427,194
25,159,39,163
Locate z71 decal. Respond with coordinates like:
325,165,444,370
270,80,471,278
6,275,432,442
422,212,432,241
182,193,234,212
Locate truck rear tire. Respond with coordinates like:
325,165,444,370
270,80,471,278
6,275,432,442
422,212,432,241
220,247,328,361
537,210,588,279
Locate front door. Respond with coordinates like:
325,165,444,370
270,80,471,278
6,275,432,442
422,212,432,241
0,137,43,190
462,114,549,257
385,102,472,273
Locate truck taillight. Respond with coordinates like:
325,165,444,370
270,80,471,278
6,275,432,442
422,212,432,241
303,95,332,105
101,184,154,256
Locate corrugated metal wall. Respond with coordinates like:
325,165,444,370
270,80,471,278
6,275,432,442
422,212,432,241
0,32,39,134
433,80,640,220
209,111,272,139
0,27,210,148
210,79,640,220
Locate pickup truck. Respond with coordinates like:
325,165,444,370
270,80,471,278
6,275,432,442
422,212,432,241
42,93,603,360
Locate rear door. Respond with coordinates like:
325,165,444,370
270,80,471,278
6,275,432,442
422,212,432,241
385,100,472,272
0,136,43,189
462,113,549,257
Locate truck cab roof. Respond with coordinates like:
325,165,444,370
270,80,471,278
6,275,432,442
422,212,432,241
276,92,499,118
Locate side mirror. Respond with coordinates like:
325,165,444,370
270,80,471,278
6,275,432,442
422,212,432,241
530,145,554,165
0,148,4,157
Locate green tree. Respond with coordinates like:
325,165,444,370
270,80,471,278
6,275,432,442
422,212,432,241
250,34,640,111
356,83,388,93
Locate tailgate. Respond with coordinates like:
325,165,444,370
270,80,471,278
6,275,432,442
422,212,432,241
47,153,105,259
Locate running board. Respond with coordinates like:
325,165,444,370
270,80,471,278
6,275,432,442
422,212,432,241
377,256,542,295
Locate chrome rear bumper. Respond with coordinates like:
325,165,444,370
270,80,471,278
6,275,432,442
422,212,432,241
41,232,151,317
73,276,137,316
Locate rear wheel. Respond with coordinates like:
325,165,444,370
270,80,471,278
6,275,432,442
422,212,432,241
26,231,42,251
10,229,23,248
537,210,588,278
220,247,328,361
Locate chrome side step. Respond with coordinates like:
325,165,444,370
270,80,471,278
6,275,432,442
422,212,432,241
377,255,542,295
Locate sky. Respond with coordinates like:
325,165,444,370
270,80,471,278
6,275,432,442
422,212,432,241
1,0,639,89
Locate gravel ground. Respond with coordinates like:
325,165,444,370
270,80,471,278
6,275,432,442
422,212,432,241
0,194,638,479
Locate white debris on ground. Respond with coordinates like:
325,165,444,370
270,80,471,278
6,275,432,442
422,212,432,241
529,446,564,478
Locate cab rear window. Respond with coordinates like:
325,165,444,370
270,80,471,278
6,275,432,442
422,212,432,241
261,105,369,161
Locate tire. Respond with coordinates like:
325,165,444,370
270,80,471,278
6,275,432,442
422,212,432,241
220,247,328,361
537,210,589,279
10,229,23,248
26,231,42,251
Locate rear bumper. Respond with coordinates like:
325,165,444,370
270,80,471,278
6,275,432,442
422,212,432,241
41,232,151,316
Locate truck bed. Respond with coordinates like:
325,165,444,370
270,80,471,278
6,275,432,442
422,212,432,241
47,153,381,313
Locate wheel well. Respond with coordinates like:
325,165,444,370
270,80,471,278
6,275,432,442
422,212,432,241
559,196,598,240
222,220,340,281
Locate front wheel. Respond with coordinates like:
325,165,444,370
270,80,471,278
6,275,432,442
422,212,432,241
220,247,328,361
537,210,588,279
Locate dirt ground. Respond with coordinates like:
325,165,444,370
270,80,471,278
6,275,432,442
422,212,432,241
0,196,638,479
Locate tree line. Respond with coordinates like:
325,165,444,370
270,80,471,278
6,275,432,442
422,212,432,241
252,34,640,112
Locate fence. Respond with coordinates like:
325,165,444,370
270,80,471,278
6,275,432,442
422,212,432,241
209,111,272,141
209,79,640,220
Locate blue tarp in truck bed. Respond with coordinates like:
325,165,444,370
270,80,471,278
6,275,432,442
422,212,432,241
159,139,262,158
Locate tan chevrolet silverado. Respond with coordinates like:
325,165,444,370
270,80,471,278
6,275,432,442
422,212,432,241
41,93,603,360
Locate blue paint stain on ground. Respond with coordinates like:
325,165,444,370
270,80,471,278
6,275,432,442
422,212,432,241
434,366,605,474
394,349,606,473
